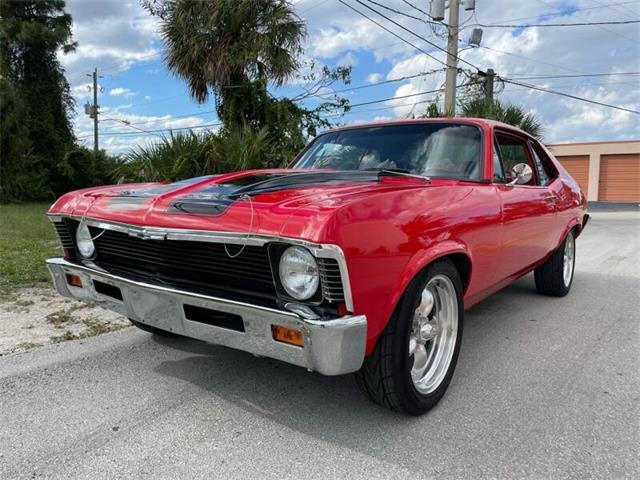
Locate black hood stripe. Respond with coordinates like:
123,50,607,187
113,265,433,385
169,171,380,216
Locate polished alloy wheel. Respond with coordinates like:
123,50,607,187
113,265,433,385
409,274,459,394
563,233,575,287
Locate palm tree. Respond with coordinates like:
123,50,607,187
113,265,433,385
461,98,544,140
421,97,544,140
154,0,305,105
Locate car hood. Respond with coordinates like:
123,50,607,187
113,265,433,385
49,169,428,243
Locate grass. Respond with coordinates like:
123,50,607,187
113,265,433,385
10,341,43,353
0,203,61,293
50,331,80,344
49,319,129,345
45,304,88,328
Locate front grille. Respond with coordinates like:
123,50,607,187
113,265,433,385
53,222,74,250
89,228,277,302
51,219,348,310
318,258,346,303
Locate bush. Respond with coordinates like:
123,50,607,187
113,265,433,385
113,125,278,183
55,147,117,194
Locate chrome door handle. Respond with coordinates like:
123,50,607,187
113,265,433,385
545,195,557,203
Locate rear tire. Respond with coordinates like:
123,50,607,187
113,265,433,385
355,259,464,415
534,230,575,297
130,319,180,337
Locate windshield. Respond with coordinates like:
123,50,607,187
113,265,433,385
293,123,483,181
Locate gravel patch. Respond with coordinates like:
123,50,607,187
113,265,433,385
0,287,130,355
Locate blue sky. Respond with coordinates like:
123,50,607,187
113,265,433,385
62,0,640,154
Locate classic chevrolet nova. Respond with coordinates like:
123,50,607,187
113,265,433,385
46,118,588,415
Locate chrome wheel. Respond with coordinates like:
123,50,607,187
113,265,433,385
563,233,575,287
409,274,459,394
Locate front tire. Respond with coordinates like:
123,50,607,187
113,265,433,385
355,259,464,415
534,230,575,297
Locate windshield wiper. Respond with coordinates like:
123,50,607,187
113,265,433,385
365,168,430,181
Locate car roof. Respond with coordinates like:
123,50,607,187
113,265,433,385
322,117,530,137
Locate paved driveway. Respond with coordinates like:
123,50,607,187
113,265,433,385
1,212,638,479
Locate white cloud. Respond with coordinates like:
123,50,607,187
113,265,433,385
337,51,358,67
61,0,160,84
109,87,136,97
366,73,383,84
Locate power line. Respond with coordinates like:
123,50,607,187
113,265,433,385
475,19,640,28
87,121,224,137
535,0,637,43
587,0,640,17
337,0,446,67
500,80,639,91
399,0,429,17
500,77,640,114
507,71,640,80
478,45,587,75
348,86,447,108
101,118,165,137
364,0,440,26
110,109,218,127
323,95,441,117
299,0,330,14
307,68,446,99
353,0,481,71
476,0,640,26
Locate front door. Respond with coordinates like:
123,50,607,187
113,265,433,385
494,130,557,279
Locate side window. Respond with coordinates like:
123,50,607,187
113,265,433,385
529,142,550,186
530,141,559,185
495,132,537,185
492,139,505,182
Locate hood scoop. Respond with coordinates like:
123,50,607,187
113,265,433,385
168,171,381,216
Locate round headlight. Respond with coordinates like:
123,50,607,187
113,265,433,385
76,222,95,258
278,246,319,301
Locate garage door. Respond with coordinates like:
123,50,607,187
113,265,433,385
557,155,589,197
598,153,640,202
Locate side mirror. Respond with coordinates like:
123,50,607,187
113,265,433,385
507,163,533,186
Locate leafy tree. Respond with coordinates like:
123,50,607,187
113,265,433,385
460,97,544,140
142,0,350,169
0,0,77,201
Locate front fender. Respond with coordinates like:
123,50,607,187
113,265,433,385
361,240,471,355
388,240,470,318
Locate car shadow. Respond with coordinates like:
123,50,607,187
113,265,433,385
151,271,624,474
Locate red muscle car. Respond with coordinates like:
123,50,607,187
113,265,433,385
46,118,588,415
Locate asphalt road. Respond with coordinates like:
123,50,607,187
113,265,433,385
1,212,638,480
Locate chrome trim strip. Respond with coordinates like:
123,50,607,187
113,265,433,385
48,214,355,311
46,257,366,375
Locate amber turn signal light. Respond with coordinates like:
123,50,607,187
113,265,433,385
271,325,304,347
65,273,83,288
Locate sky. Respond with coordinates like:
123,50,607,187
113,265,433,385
61,0,640,155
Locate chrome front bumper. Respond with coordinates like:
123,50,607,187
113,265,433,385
46,258,366,375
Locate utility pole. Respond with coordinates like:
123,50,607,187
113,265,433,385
484,68,495,102
85,68,100,153
444,0,460,116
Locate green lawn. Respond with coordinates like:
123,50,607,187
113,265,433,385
0,203,61,294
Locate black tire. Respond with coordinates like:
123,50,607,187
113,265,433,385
534,230,575,297
130,319,180,337
355,259,464,415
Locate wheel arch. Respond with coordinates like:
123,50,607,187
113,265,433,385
366,245,472,355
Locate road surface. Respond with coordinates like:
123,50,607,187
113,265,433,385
1,211,639,479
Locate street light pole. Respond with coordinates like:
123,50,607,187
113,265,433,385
444,0,460,115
